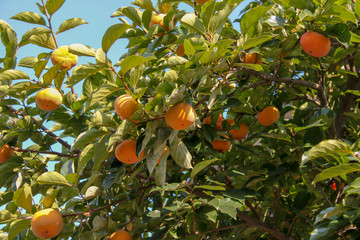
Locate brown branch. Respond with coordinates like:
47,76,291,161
13,147,78,158
110,65,132,93
41,0,59,49
192,224,248,238
18,198,127,220
237,210,291,240
334,61,360,139
9,106,80,154
236,67,328,107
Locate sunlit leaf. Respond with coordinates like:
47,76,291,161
11,12,46,26
37,171,71,186
57,17,88,34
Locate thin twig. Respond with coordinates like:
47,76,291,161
13,147,78,158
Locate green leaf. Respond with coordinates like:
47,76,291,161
10,12,46,26
302,140,353,165
42,64,62,85
18,56,37,68
8,219,31,240
293,119,325,133
0,210,16,224
37,171,71,186
120,55,155,75
57,17,88,34
46,0,65,15
132,0,156,11
13,184,33,213
72,128,110,150
243,34,274,50
111,7,143,27
78,144,95,171
34,59,49,78
315,206,351,223
19,27,51,46
29,33,56,49
69,43,96,57
209,2,240,38
68,64,107,87
313,164,360,184
102,23,132,53
328,4,357,25
356,0,360,18
170,136,192,169
85,83,121,110
191,159,219,179
240,6,272,36
0,70,30,81
208,197,242,219
155,148,167,186
92,136,108,173
194,185,225,191
180,13,207,35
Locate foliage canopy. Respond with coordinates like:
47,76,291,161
1,0,360,239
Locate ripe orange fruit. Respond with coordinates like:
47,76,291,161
114,95,140,122
115,140,144,164
176,44,185,57
227,119,249,140
0,144,14,163
51,45,78,70
31,208,63,239
244,53,262,64
203,113,225,131
300,31,331,57
194,0,210,4
257,106,280,126
165,102,197,130
149,14,173,37
157,146,169,164
108,230,132,240
212,136,231,152
35,88,63,111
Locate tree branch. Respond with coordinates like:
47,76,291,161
236,67,328,107
334,60,360,139
13,147,78,158
237,210,291,240
9,106,80,154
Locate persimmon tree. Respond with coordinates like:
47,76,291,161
1,0,360,239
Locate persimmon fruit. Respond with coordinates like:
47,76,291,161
31,208,63,239
227,119,249,140
257,106,280,126
149,14,173,37
115,140,144,164
300,31,331,57
244,53,262,64
108,230,132,240
212,136,231,152
203,113,224,131
165,102,197,130
51,45,78,70
0,144,14,163
114,94,140,122
35,88,63,111
176,43,185,57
